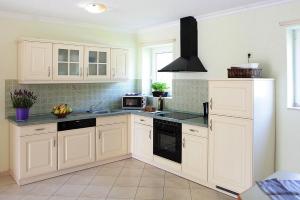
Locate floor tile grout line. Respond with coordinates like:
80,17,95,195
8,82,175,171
49,172,75,199
105,159,126,200
189,180,193,200
133,161,145,200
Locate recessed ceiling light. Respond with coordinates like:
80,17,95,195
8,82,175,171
85,3,107,14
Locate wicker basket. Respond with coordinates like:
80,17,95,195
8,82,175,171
227,67,262,78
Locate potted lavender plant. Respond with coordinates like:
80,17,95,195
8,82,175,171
10,89,37,121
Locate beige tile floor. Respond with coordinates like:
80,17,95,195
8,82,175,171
0,158,236,200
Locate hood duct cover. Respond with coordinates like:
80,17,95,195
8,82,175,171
158,16,207,72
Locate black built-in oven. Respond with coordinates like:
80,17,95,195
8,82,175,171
153,119,182,163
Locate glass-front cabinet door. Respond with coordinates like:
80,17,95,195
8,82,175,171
84,47,110,80
53,44,84,80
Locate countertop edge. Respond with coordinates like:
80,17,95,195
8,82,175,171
7,110,208,128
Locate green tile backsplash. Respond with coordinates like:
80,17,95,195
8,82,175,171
152,79,208,114
5,79,208,117
5,80,141,117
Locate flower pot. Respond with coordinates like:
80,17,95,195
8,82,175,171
152,91,168,97
16,108,29,121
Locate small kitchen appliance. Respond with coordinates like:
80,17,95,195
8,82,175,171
122,95,146,110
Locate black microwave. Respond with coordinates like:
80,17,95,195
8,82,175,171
122,96,146,110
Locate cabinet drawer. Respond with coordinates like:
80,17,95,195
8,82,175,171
97,115,127,126
134,115,153,126
209,80,253,119
20,123,57,137
182,124,208,138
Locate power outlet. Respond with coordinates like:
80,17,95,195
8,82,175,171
247,52,254,63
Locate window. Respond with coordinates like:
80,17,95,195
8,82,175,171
287,27,300,108
141,43,174,96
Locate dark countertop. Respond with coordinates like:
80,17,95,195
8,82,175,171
7,110,208,128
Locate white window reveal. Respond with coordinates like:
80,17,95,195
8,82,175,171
287,27,300,108
141,43,174,96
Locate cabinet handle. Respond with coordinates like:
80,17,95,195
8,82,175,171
149,130,151,140
35,128,45,131
140,119,145,122
48,66,51,77
87,68,89,76
210,119,213,131
210,98,213,110
182,137,185,148
189,129,199,133
80,67,82,77
53,139,56,147
98,130,101,140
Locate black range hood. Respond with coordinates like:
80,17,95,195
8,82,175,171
158,16,207,72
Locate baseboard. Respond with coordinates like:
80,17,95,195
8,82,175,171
0,171,10,177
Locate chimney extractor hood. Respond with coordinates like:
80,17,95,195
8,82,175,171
158,16,207,72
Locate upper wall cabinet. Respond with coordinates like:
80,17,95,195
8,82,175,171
17,39,130,84
111,48,129,80
18,41,53,81
84,47,111,80
53,44,84,81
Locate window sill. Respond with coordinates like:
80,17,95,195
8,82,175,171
287,106,300,110
146,95,173,99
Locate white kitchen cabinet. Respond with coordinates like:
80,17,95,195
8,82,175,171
20,132,57,178
208,79,275,195
84,47,111,80
53,44,84,81
182,129,208,183
10,123,58,183
209,80,253,119
96,123,127,161
133,122,153,163
208,115,252,193
18,41,53,82
111,48,129,80
58,127,95,170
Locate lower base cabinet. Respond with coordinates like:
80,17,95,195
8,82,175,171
20,133,57,178
182,133,208,182
133,122,153,162
58,127,96,170
96,123,128,161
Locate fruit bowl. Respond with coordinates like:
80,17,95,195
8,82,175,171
52,104,72,118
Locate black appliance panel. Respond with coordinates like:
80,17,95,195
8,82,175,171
58,118,96,131
153,119,182,163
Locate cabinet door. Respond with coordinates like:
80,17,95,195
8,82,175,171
53,44,84,81
134,123,153,162
111,49,128,80
209,81,253,119
84,47,110,80
182,134,208,182
20,133,57,178
58,127,95,170
19,41,52,81
208,115,252,193
96,123,127,161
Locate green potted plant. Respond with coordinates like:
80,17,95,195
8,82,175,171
10,89,37,121
151,82,169,97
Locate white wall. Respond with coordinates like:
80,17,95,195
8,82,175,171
0,17,137,173
138,1,300,172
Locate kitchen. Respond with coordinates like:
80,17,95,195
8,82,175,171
0,0,300,200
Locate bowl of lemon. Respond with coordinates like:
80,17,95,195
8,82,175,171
52,104,72,118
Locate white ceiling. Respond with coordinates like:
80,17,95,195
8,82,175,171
0,0,289,31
